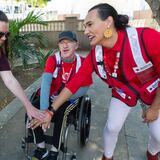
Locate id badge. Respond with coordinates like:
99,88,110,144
133,62,157,85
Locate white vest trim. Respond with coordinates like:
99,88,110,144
75,54,81,73
126,27,153,73
146,78,160,93
95,27,153,78
52,52,81,78
95,45,107,79
52,52,61,78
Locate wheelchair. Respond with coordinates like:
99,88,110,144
21,91,92,160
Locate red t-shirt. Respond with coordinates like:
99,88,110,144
0,53,10,71
44,55,93,95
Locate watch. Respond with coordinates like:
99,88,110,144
50,105,57,114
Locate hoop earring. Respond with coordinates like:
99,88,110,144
103,27,112,39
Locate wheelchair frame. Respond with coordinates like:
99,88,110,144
21,94,91,160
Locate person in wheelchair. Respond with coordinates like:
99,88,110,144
30,31,93,160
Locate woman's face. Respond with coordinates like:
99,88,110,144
0,21,9,46
84,9,108,46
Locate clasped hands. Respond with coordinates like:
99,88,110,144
28,109,53,131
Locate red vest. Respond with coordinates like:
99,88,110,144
92,28,159,106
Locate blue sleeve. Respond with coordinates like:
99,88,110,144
40,73,53,110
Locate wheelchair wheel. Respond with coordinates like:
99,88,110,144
61,123,71,160
30,91,38,102
21,137,26,149
77,95,91,147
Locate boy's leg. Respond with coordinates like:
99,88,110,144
51,101,70,150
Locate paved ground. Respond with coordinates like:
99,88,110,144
0,73,151,160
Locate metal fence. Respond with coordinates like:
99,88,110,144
19,18,159,49
20,19,160,32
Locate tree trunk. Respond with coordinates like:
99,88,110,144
145,0,160,24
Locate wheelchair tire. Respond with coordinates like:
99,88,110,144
30,91,38,102
25,155,32,160
77,95,91,147
21,137,26,149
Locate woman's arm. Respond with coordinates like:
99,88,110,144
51,87,73,111
151,88,160,110
142,28,160,123
144,88,160,123
0,70,45,121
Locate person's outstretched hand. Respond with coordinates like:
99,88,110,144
142,107,159,123
26,103,46,121
28,110,53,131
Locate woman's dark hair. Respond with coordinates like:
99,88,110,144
88,3,129,30
0,10,9,22
0,10,9,57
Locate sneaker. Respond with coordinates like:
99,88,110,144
46,151,58,160
32,147,48,160
102,154,113,160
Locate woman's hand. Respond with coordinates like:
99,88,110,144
142,88,160,123
28,118,42,129
142,107,159,123
42,110,53,131
26,104,46,121
28,110,53,130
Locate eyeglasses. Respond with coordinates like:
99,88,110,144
59,40,76,45
0,32,10,39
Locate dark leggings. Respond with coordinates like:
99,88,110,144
29,97,71,149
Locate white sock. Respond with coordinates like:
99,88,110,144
37,142,45,149
50,145,58,152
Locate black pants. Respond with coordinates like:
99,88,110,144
29,97,75,149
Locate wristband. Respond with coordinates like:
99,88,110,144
50,105,57,114
45,109,53,117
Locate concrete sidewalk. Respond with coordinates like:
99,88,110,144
0,74,150,160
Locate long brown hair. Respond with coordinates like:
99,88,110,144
0,10,9,58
